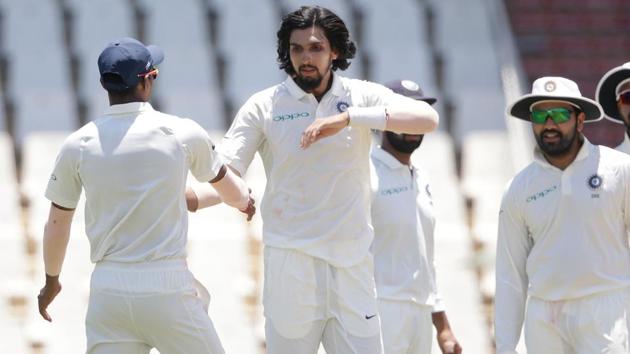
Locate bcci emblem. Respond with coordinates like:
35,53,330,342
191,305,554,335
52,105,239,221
336,101,349,113
544,80,556,92
587,174,603,190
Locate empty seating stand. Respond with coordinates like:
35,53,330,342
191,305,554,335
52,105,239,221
68,0,136,120
210,0,284,114
138,0,226,130
429,0,507,140
2,0,77,149
506,0,630,97
356,0,436,93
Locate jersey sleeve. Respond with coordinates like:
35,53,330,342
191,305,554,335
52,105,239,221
494,179,532,354
218,98,265,176
179,119,223,182
45,135,83,209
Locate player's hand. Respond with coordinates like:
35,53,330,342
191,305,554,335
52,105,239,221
437,328,462,354
300,112,349,149
38,275,62,322
239,191,256,221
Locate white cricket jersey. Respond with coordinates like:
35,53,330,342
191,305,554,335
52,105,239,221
370,147,443,311
616,134,630,154
219,74,408,267
45,102,223,263
495,139,630,353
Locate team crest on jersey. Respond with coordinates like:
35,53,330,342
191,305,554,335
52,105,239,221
587,174,603,190
336,101,349,113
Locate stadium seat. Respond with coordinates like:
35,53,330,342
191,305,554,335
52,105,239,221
356,0,436,91
3,0,77,147
429,0,507,140
212,0,284,110
69,0,136,120
138,0,226,130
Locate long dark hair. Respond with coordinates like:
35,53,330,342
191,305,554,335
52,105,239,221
277,6,356,75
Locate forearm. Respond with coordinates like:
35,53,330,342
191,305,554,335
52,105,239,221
432,311,451,333
347,100,439,134
385,100,439,134
43,204,74,276
186,184,223,212
211,166,249,210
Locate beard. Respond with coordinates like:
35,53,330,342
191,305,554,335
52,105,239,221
535,124,578,157
294,70,323,91
385,131,423,154
293,60,333,92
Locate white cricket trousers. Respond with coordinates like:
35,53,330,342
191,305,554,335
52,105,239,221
377,299,433,354
524,287,630,354
263,246,384,354
86,259,225,354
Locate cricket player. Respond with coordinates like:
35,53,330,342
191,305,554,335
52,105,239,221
592,61,630,153
188,6,438,353
495,76,630,354
37,37,254,354
370,80,461,354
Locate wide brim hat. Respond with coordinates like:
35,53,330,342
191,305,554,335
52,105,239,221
595,62,630,120
508,76,602,122
385,79,437,105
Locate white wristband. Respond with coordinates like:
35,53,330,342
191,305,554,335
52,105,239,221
347,106,388,130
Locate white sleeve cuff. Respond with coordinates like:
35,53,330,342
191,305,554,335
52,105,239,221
431,299,445,313
347,106,387,130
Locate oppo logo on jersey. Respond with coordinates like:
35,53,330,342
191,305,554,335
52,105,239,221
526,185,557,203
272,112,310,122
380,186,410,196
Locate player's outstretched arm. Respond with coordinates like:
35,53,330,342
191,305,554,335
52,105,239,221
185,185,222,212
300,99,438,148
207,165,256,221
39,203,74,322
380,98,439,134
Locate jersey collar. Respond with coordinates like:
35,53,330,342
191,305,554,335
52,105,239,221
106,102,155,116
284,72,345,100
533,136,594,169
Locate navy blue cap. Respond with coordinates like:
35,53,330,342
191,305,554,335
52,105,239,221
385,79,437,105
98,37,164,91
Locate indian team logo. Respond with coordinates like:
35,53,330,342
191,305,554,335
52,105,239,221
587,174,603,190
336,101,349,113
544,80,556,92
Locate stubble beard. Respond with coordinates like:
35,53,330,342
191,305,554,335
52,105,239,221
535,125,578,157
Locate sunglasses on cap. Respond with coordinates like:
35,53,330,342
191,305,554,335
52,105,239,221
137,67,159,80
617,90,630,104
530,107,575,124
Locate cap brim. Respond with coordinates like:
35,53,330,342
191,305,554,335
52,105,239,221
508,94,603,122
416,96,437,105
147,45,164,66
596,67,630,121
